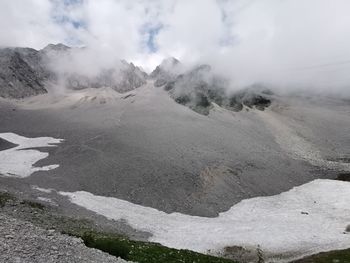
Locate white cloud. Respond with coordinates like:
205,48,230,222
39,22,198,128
1,0,350,92
0,0,63,49
156,0,224,61
205,0,350,92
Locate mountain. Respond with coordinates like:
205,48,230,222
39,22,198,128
0,44,148,98
61,60,147,93
0,48,47,98
150,57,182,87
154,61,272,115
42,43,71,53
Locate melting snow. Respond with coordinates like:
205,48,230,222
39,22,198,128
60,179,350,261
37,196,58,206
32,185,55,193
0,133,63,178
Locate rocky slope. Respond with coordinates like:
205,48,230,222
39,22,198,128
0,213,130,263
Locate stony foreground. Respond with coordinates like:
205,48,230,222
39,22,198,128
0,213,130,263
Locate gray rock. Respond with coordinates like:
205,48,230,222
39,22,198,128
158,62,272,115
0,48,47,98
163,64,226,115
0,213,132,263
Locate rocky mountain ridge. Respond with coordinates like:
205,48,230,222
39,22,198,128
151,58,272,115
0,44,148,98
0,45,272,115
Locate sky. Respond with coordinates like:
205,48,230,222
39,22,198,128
1,0,350,93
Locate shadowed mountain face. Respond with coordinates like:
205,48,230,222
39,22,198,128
0,44,148,98
152,60,272,115
0,48,48,98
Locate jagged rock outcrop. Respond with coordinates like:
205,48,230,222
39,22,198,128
62,60,147,93
150,57,181,87
227,84,272,111
165,64,218,115
102,60,147,93
0,48,48,98
159,63,272,115
42,43,71,53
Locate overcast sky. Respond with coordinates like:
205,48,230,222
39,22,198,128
1,0,350,92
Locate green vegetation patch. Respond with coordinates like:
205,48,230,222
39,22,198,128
66,230,236,263
0,192,15,207
20,200,46,210
292,248,350,263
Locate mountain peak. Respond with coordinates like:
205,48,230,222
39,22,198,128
159,57,180,69
150,57,182,87
42,43,70,52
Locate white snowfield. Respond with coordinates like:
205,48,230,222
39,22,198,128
60,179,350,262
0,132,63,178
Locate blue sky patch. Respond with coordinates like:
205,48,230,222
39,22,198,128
140,23,163,53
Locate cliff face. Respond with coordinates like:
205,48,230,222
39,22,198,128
0,48,48,98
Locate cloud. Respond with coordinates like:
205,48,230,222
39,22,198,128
0,0,63,49
208,0,350,94
1,0,350,94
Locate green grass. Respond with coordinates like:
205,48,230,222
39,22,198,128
292,248,350,263
82,233,130,259
1,192,45,210
65,230,236,263
20,200,46,210
0,192,14,207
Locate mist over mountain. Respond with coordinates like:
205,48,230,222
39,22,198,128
0,44,148,98
44,44,148,93
150,57,182,87
0,44,274,118
149,58,272,115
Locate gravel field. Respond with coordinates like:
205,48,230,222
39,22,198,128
0,213,131,263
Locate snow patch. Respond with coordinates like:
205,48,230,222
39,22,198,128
60,179,350,261
0,133,63,178
32,185,55,193
37,197,58,206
